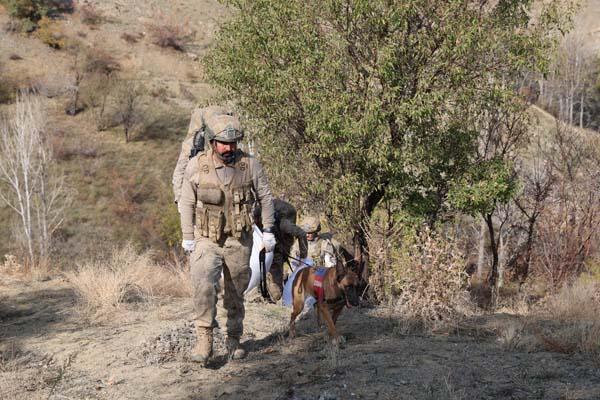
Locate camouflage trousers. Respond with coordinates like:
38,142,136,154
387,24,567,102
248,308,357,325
190,233,252,338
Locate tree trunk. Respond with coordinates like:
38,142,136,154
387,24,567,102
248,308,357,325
498,233,505,288
485,213,499,289
580,90,584,128
354,187,386,283
477,217,486,279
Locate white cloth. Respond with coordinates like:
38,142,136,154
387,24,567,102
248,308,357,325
245,225,274,294
282,257,315,308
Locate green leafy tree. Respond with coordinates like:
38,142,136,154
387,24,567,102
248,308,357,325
205,0,570,280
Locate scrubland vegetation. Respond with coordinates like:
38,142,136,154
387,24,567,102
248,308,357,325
1,0,600,398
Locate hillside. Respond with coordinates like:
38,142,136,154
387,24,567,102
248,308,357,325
0,0,229,262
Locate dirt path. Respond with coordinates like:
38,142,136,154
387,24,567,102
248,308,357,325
1,276,600,400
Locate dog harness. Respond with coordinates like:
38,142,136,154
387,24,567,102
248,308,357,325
313,267,329,303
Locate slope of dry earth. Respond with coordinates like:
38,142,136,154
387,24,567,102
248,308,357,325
2,276,600,400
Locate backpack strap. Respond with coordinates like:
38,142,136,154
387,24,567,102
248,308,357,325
189,130,205,159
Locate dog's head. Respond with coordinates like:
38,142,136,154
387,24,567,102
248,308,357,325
337,269,360,308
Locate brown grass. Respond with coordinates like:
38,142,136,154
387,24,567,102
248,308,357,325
64,245,191,319
535,280,600,354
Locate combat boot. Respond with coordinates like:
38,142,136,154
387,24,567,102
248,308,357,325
225,336,246,360
191,324,213,366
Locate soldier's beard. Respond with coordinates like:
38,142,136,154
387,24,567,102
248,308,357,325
216,150,236,164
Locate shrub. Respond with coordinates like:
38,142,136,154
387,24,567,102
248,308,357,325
111,79,146,142
78,2,102,26
35,16,65,48
64,245,191,319
2,0,73,30
145,12,194,51
159,201,182,248
378,229,470,328
120,31,142,44
3,0,50,22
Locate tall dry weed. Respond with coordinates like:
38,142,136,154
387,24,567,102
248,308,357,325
536,280,600,354
64,244,190,318
370,224,472,330
545,279,600,321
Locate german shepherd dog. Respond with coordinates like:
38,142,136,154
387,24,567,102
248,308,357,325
288,258,360,345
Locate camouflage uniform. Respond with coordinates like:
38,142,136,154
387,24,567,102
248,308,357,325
179,114,274,363
254,199,308,301
292,216,338,269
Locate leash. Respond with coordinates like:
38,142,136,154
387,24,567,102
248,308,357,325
284,253,313,272
284,252,356,272
258,249,270,300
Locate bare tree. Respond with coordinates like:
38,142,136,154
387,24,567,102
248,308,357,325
539,33,596,128
112,80,144,143
0,91,71,268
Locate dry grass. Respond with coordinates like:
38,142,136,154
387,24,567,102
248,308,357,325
496,320,525,351
545,279,600,321
0,254,52,282
64,245,191,318
534,280,600,354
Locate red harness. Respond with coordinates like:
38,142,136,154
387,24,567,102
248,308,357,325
313,267,329,303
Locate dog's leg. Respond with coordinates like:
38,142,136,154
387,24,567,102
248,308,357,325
289,307,301,338
289,288,304,339
316,303,340,345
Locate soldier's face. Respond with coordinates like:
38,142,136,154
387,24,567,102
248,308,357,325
213,140,237,155
307,232,317,241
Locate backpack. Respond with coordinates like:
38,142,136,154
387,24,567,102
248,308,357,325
186,106,234,159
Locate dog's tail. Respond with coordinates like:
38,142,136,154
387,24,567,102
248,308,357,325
296,268,310,296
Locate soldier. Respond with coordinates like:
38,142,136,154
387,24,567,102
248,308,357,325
253,199,308,302
172,106,233,207
179,112,276,366
294,215,338,269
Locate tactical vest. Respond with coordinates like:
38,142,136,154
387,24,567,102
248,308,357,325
307,237,334,267
194,151,255,243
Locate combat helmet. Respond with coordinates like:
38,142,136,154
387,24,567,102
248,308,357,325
301,215,321,234
204,114,244,143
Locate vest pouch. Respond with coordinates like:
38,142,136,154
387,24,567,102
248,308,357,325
196,206,209,238
206,209,225,243
198,187,224,205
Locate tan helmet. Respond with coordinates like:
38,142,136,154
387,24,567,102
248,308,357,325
204,114,244,143
301,215,321,234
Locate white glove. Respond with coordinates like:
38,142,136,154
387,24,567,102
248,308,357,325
324,253,337,269
182,239,195,253
262,232,276,253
